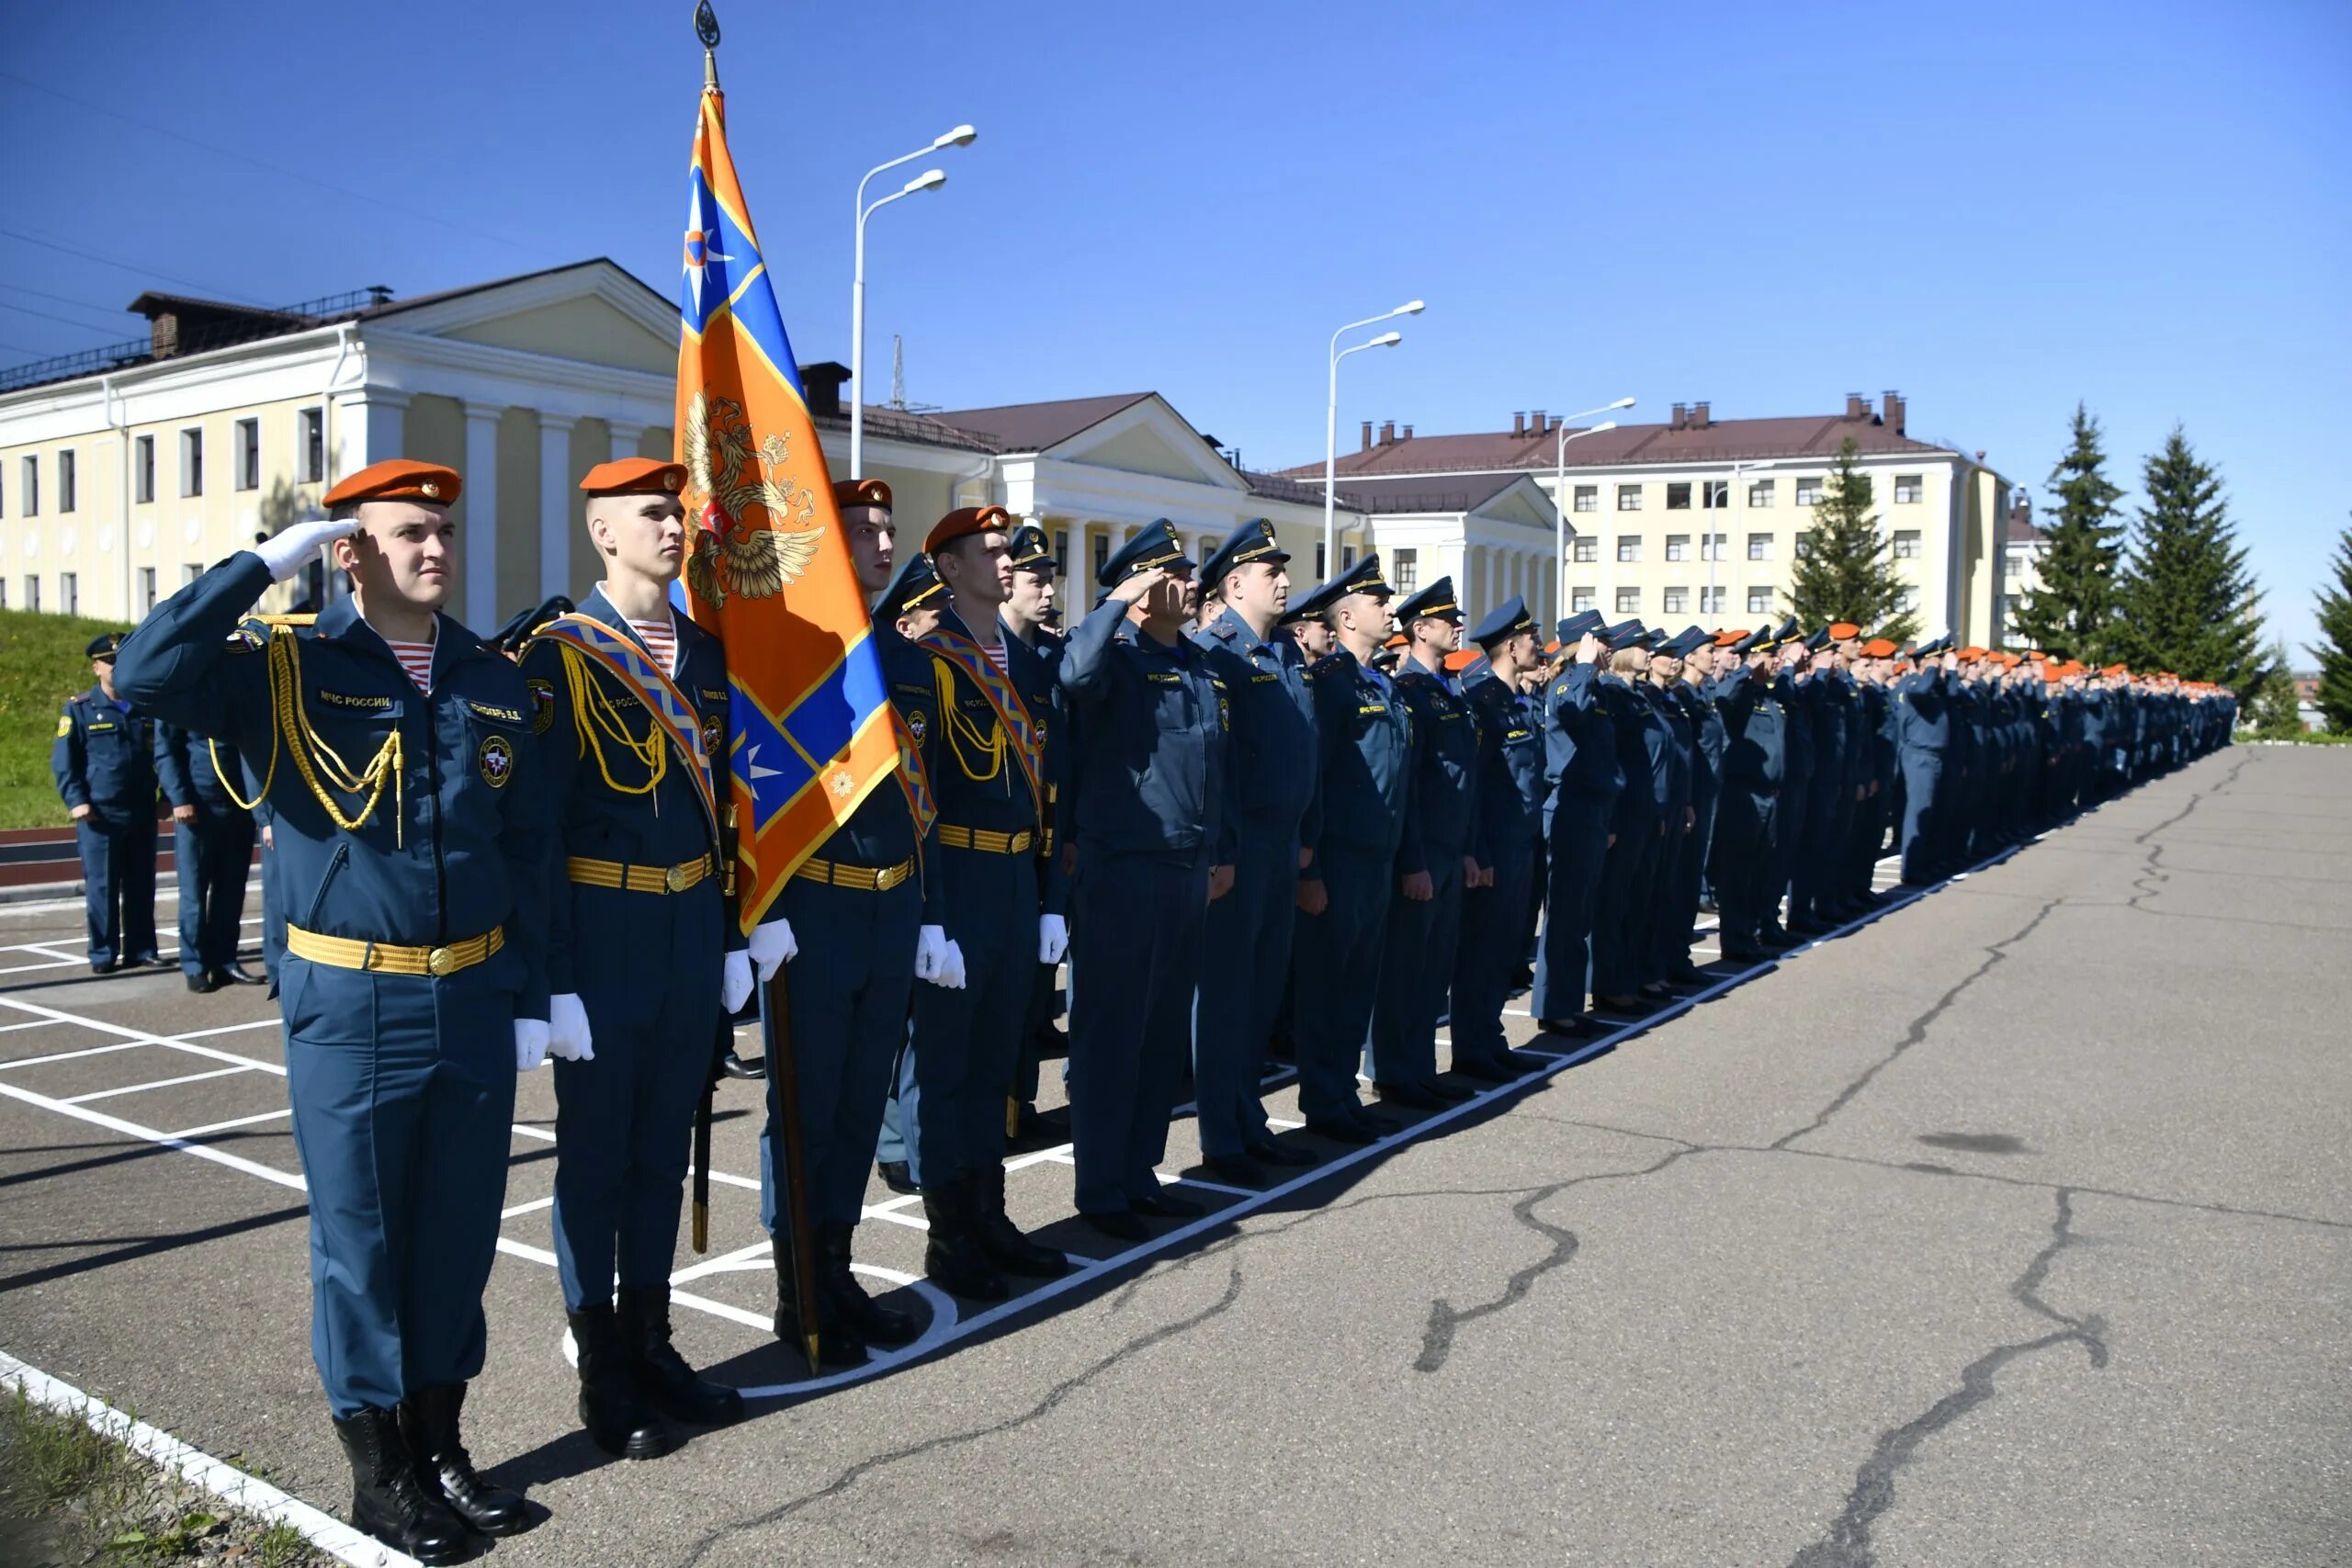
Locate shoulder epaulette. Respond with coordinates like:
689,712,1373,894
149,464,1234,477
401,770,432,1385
1309,653,1347,678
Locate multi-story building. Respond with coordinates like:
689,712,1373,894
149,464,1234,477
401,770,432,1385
1284,393,2018,645
1997,500,2048,645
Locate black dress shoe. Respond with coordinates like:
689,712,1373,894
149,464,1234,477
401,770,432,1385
1451,1056,1518,1084
1787,917,1831,936
1720,942,1769,963
135,953,171,968
1129,1190,1204,1220
876,1159,917,1195
1536,1015,1592,1038
1637,982,1677,1000
1081,1207,1150,1241
89,957,118,975
1595,993,1644,1011
1009,1102,1071,1152
1374,1081,1446,1111
1666,965,1708,986
720,1048,765,1080
187,971,220,994
400,1382,530,1537
220,960,267,986
1202,1153,1270,1186
1498,1047,1551,1073
1303,1117,1378,1145
1244,1136,1317,1168
1351,1107,1401,1136
1425,1078,1476,1103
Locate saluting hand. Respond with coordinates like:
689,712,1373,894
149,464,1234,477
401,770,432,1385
254,517,360,583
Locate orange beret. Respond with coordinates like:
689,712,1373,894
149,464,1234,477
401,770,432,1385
1828,622,1861,641
925,504,1013,555
1713,627,1750,648
1957,646,1987,662
1863,637,1898,658
580,457,686,497
2041,662,2066,682
1544,639,1563,656
1442,649,1480,673
2101,663,2128,676
1384,632,1408,649
322,458,459,509
833,478,893,513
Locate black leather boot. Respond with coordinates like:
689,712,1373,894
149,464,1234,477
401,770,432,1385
333,1405,470,1564
399,1383,528,1537
567,1305,670,1460
971,1164,1069,1278
618,1285,744,1425
921,1174,1008,1301
819,1222,921,1347
774,1235,867,1369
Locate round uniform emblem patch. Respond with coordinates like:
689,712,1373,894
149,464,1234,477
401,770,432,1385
526,678,556,735
908,709,928,744
478,734,514,787
701,712,723,758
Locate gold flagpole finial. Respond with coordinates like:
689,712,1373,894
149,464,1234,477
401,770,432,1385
695,0,720,88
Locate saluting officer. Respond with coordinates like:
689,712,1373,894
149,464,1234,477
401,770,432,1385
52,633,164,976
1894,640,1957,884
153,717,262,991
1645,627,1708,987
1190,519,1320,1184
1369,577,1479,1109
114,459,550,1564
1707,625,1789,962
1451,595,1550,1078
519,457,764,1456
1062,521,1230,1235
1001,522,1071,1150
1290,554,1408,1145
1531,610,1620,1036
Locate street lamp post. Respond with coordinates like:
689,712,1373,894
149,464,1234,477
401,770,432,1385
1720,458,1786,624
850,124,975,479
1324,299,1424,579
1546,398,1636,624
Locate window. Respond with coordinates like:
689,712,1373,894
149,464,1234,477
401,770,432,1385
1795,531,1817,558
1340,545,1357,570
182,563,202,586
19,455,37,515
23,575,39,612
1894,587,1921,615
1572,484,1598,513
1747,533,1772,560
1892,529,1921,559
1702,479,1729,509
0,579,6,607
1570,587,1595,613
1615,484,1643,511
1666,481,1692,510
1662,586,1688,615
1393,547,1419,592
1700,586,1724,615
59,572,77,616
1054,529,1069,568
1616,536,1641,563
1748,479,1776,507
1702,533,1727,561
1313,543,1326,579
236,419,260,491
59,450,76,513
1793,476,1823,506
139,568,157,614
1665,534,1689,561
1614,588,1640,614
1093,532,1110,579
1747,586,1775,615
299,408,325,483
1893,474,1923,503
180,428,203,497
135,435,155,503
1572,536,1598,563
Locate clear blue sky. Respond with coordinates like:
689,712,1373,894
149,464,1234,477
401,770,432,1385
4,0,2345,655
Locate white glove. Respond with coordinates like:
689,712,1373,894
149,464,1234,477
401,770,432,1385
514,1017,550,1073
547,993,594,1063
722,949,754,1013
748,917,797,981
1038,913,1069,965
939,939,968,990
254,518,358,582
915,925,948,982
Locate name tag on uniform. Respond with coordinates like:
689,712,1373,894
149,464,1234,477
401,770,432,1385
1250,672,1278,683
87,719,117,732
318,690,393,711
699,688,729,705
462,699,525,725
1148,671,1182,685
1359,703,1388,716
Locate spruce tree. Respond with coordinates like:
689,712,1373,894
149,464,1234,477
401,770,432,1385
2249,639,2301,736
1788,436,1917,641
2312,517,2352,734
2010,401,2125,662
2111,425,2266,687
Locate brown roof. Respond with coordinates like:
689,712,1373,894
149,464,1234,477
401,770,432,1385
1281,403,1954,479
930,393,1156,453
1332,472,1533,514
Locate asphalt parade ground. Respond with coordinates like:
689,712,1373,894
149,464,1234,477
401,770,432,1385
3,745,2346,1567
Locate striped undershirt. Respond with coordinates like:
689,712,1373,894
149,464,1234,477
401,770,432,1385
982,639,1009,674
629,616,679,678
385,639,435,694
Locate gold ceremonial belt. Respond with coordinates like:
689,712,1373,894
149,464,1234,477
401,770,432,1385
792,855,917,893
937,825,1034,855
287,922,504,978
566,853,714,896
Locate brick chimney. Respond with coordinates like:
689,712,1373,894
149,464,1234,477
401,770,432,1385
1882,389,1905,434
1361,420,1374,451
1845,392,1870,420
1670,402,1688,431
1379,421,1396,446
1400,424,1413,440
1530,410,1546,436
1690,400,1711,430
1513,412,1526,437
798,360,851,419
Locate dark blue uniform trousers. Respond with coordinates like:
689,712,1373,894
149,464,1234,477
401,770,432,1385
905,852,1038,1187
1767,776,1811,927
1898,750,1945,884
77,818,158,965
1532,803,1609,1021
1368,852,1464,1089
552,884,723,1310
1710,790,1779,949
1291,845,1392,1123
1649,819,1701,977
174,816,254,978
1072,851,1205,1214
1591,824,1660,998
760,876,921,1232
1452,836,1538,1069
281,958,518,1417
1192,829,1296,1159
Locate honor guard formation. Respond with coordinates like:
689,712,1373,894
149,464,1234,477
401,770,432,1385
79,456,2238,1562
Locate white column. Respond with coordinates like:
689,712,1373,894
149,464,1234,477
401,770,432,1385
608,421,646,464
331,389,408,486
463,403,503,632
537,413,577,599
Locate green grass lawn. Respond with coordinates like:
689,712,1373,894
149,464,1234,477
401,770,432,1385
0,607,135,830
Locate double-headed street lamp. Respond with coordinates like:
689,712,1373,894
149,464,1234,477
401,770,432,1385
1548,398,1636,623
1324,299,1424,575
850,124,977,479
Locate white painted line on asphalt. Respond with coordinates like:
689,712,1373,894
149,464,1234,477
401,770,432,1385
1171,1176,1257,1199
165,1108,292,1138
0,1077,305,1190
0,1017,60,1033
0,1348,411,1568
0,998,284,1077
502,1196,556,1218
170,1019,281,1041
0,1040,151,1072
62,1063,260,1104
865,1207,932,1232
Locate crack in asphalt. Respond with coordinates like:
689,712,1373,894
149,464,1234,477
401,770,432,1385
1772,897,2065,1152
2131,754,2248,845
677,1260,1248,1564
1788,1189,2108,1568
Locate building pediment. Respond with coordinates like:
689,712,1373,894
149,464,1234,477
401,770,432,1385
1047,396,1246,490
370,260,676,377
